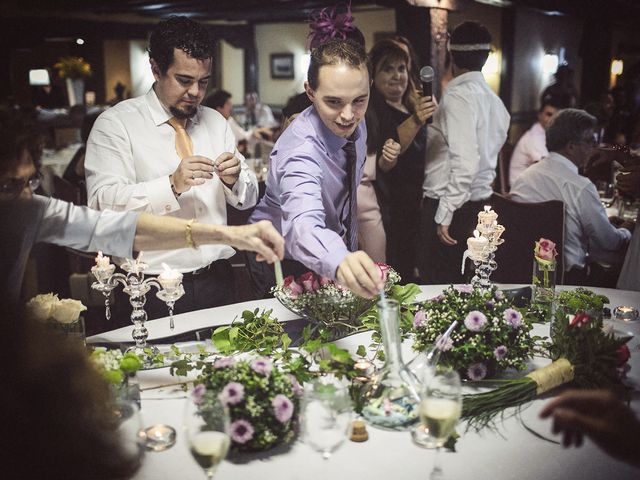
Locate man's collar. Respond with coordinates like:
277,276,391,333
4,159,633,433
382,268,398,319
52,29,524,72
448,71,485,89
308,106,361,154
146,85,201,127
549,151,579,174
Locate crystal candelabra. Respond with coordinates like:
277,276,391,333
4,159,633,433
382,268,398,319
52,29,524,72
461,206,505,290
90,252,185,361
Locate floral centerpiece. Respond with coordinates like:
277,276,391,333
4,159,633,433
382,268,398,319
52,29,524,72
412,285,537,380
532,238,558,303
272,263,400,334
26,293,86,340
197,356,302,453
54,56,92,79
90,348,144,404
462,288,632,429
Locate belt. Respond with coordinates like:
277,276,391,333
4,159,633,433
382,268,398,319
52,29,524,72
184,259,230,277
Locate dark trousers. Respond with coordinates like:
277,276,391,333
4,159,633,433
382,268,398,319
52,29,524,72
386,190,422,284
112,259,234,328
245,252,309,299
418,197,490,285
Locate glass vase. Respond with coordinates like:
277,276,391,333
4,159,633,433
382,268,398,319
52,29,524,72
362,299,420,430
532,259,556,304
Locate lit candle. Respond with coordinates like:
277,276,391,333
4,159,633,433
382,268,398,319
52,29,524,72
492,223,505,241
158,263,182,291
467,230,489,260
614,306,639,322
477,206,498,232
143,424,177,452
95,251,111,269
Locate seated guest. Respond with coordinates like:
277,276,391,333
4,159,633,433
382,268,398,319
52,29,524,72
248,39,383,300
616,161,640,291
0,116,284,303
204,90,273,152
509,97,561,187
510,109,632,284
1,303,141,479
237,92,278,131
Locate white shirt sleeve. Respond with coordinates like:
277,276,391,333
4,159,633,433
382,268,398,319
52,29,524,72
579,183,631,255
435,93,480,225
85,114,180,215
220,120,259,210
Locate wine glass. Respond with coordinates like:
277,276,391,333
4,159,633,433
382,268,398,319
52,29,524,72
184,388,231,479
302,376,353,460
420,368,462,480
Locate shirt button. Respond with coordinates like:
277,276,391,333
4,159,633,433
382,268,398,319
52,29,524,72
165,205,171,211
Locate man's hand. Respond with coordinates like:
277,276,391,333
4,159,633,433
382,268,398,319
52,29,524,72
616,164,640,198
437,224,457,246
378,139,401,172
171,155,215,194
214,152,242,188
336,251,384,299
413,95,438,125
252,127,273,141
224,220,284,263
539,389,640,467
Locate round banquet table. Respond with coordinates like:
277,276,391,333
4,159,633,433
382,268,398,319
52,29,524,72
88,285,640,480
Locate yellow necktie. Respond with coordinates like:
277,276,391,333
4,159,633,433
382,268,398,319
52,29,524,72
167,117,193,159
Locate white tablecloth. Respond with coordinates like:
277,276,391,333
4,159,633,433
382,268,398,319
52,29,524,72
89,285,640,480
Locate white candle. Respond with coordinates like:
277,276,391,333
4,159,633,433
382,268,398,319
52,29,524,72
467,230,489,259
477,206,498,231
95,251,111,269
158,263,182,291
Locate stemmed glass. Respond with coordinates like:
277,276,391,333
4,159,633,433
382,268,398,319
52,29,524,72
420,368,462,480
302,376,353,460
184,388,231,479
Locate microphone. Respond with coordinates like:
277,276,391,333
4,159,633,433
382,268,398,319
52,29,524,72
420,65,435,124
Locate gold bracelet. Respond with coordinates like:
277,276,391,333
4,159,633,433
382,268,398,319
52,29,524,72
185,219,198,249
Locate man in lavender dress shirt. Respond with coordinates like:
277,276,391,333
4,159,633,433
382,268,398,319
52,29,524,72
249,39,383,299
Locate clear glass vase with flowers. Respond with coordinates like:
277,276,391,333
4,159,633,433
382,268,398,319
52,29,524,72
532,238,558,304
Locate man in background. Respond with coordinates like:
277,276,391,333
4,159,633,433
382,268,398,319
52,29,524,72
419,21,510,284
509,97,562,187
85,16,259,319
511,109,632,285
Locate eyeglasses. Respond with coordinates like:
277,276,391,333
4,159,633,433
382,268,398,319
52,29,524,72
0,172,42,200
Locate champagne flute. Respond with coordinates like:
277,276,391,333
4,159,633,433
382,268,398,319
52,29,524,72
184,388,231,479
302,376,353,460
420,368,462,480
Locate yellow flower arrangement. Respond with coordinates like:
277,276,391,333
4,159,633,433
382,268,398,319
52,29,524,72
54,56,92,79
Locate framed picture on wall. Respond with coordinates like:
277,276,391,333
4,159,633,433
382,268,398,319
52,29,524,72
270,53,294,79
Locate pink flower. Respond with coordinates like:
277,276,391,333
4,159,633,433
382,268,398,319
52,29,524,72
467,363,487,380
192,384,206,405
455,284,474,294
283,275,304,298
617,344,631,366
299,272,320,293
413,310,427,329
272,394,294,423
503,308,523,328
214,356,236,369
251,357,273,376
229,419,254,444
494,345,508,360
464,311,487,332
569,312,591,328
288,374,304,396
435,334,453,351
535,238,558,261
376,262,389,282
219,382,245,406
319,276,333,286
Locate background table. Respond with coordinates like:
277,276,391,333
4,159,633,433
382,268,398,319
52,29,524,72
88,285,640,480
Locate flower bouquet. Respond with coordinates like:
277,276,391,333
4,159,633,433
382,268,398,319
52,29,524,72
412,285,537,380
197,356,302,453
26,293,87,341
54,56,92,79
532,238,558,303
462,288,632,430
90,347,144,404
272,263,400,335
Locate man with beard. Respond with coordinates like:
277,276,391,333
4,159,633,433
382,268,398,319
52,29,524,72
85,16,258,319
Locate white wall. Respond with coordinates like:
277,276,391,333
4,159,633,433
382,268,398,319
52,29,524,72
253,8,396,106
220,40,245,104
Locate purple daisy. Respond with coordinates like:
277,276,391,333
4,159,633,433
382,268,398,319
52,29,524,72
464,310,487,332
288,374,303,397
485,300,495,310
503,308,523,328
219,382,245,406
192,383,206,405
229,419,254,444
251,357,273,376
435,334,453,351
455,284,474,294
413,310,427,329
467,363,487,381
494,345,508,361
430,294,445,302
214,356,236,369
272,394,294,423
494,290,505,300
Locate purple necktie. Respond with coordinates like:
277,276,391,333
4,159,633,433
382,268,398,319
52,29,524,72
342,140,358,252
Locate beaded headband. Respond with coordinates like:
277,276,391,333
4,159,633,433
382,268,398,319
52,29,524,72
449,43,492,52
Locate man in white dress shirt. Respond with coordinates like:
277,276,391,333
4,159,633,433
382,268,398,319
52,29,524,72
511,109,632,285
508,97,561,188
85,16,259,319
419,21,510,284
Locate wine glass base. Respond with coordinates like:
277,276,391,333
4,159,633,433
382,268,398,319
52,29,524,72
411,423,438,449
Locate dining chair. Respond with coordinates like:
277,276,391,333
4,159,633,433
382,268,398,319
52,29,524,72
489,193,565,284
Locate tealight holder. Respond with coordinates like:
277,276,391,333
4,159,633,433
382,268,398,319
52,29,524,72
143,424,177,452
614,306,639,322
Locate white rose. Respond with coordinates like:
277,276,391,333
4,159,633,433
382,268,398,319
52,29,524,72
51,299,87,324
26,293,60,322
